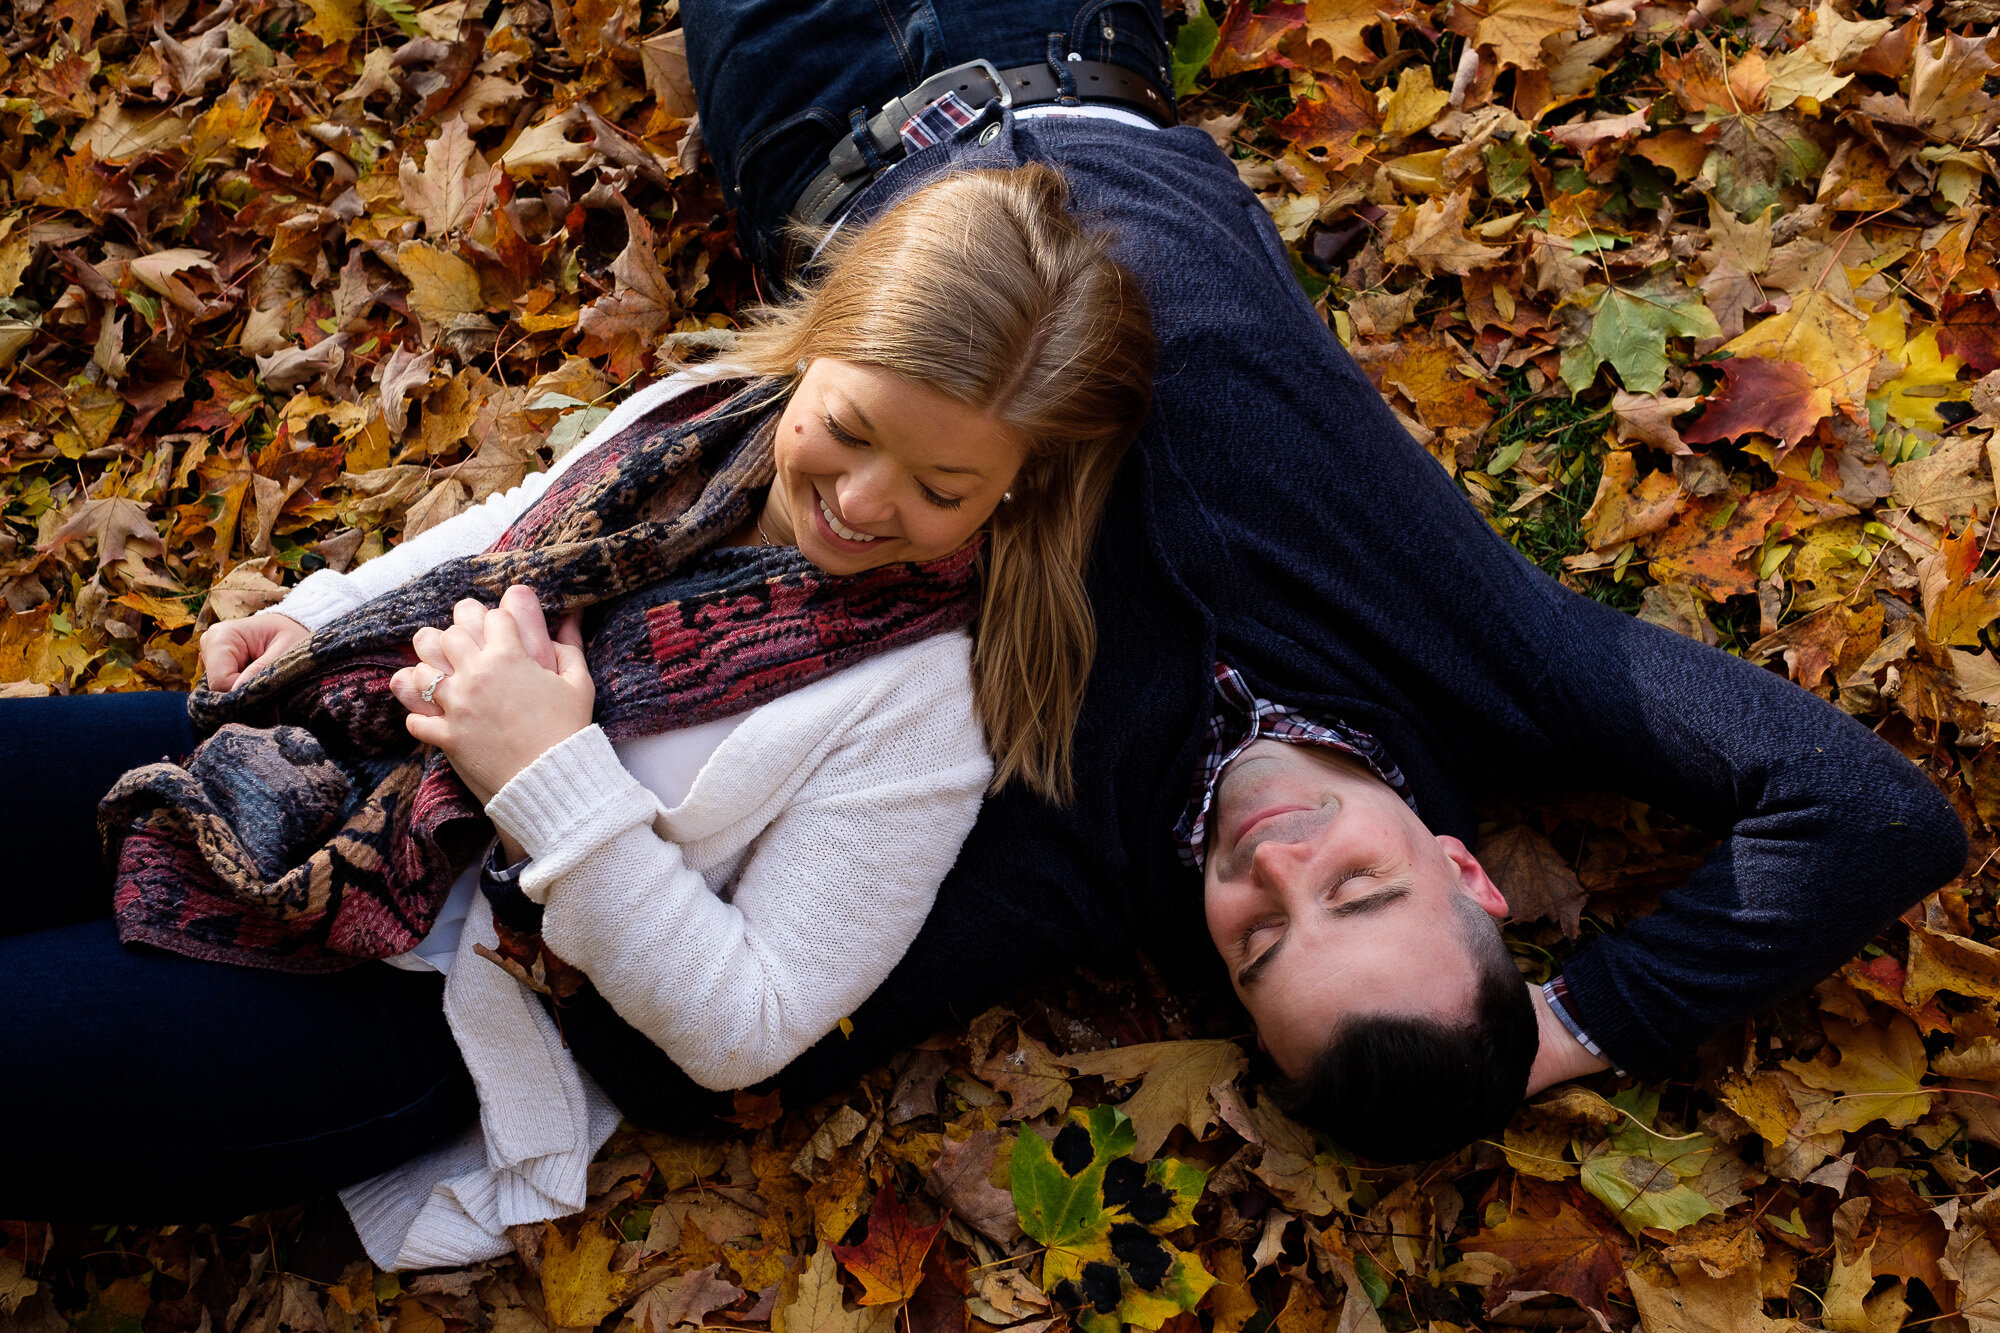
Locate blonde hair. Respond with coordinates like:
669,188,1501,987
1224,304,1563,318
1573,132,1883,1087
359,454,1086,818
721,163,1155,803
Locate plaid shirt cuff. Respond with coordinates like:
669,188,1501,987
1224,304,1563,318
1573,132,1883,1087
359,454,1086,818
1541,975,1625,1078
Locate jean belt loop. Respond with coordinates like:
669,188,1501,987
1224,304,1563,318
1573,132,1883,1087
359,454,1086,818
847,106,888,173
1046,33,1080,104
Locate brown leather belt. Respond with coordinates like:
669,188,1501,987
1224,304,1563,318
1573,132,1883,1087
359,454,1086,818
791,56,1175,230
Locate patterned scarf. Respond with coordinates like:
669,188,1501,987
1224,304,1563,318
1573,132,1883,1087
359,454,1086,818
99,377,984,972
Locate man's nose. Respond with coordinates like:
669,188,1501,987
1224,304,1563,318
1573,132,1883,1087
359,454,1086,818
1247,835,1316,897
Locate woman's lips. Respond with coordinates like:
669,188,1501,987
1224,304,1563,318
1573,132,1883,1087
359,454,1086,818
813,490,883,549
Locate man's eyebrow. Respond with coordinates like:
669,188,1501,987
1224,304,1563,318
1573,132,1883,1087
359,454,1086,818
1236,883,1415,991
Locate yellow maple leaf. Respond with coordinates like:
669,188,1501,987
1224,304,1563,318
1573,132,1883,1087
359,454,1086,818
540,1220,631,1328
1721,291,1876,417
300,0,363,44
1475,0,1583,71
1782,1015,1936,1134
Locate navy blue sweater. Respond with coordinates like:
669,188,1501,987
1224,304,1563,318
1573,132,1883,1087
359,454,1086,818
734,112,1967,1109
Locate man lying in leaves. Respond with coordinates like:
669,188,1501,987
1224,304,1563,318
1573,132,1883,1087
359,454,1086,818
667,0,1971,1165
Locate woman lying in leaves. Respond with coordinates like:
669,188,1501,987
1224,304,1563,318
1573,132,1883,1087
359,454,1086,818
0,164,1153,1267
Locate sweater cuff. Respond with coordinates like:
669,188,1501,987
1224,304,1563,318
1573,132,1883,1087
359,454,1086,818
485,724,659,905
273,567,370,631
1549,946,1680,1078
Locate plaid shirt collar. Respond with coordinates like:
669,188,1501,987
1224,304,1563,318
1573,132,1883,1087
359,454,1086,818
1176,662,1413,871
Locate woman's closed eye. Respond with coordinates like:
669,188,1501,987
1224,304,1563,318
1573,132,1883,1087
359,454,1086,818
823,411,965,510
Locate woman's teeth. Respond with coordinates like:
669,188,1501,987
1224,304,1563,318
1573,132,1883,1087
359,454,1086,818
820,496,877,543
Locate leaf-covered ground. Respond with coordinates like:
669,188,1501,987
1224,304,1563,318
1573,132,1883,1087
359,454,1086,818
4,0,2000,1327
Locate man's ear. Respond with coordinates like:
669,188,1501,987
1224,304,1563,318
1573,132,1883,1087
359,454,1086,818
1437,834,1508,919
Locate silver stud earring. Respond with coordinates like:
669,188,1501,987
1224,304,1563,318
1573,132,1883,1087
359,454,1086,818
1002,491,1014,502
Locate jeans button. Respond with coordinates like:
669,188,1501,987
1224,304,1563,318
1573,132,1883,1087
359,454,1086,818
978,123,1001,145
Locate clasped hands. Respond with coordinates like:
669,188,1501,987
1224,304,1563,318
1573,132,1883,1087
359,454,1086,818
387,585,595,810
201,587,592,858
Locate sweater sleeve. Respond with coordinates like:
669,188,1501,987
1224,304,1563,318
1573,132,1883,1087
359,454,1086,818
481,642,993,1090
275,371,720,630
1512,586,1967,1076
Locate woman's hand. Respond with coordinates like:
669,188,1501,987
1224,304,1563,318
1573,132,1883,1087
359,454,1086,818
200,612,311,691
390,586,594,808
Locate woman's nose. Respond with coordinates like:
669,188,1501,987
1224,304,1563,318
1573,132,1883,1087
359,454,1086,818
834,468,896,522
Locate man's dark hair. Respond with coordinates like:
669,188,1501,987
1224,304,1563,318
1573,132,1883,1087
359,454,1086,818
1274,894,1537,1164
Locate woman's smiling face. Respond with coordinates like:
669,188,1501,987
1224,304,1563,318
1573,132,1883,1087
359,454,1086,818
761,359,1029,574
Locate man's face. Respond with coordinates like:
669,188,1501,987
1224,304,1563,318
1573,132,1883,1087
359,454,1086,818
1201,740,1509,1078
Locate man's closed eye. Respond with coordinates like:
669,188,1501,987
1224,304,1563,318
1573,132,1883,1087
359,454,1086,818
1235,882,1414,990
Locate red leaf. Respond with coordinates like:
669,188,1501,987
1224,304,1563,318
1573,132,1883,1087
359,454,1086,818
1937,290,2000,375
1270,71,1379,169
1681,356,1832,449
1210,0,1305,78
1463,1192,1630,1321
831,1187,946,1307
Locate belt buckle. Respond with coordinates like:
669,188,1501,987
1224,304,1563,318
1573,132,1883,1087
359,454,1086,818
933,57,1013,110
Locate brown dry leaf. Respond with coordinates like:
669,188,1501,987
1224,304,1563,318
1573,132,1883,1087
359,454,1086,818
1479,823,1589,937
1062,1039,1249,1159
576,204,678,375
629,1264,744,1332
774,1247,896,1333
1625,1251,1803,1333
1384,190,1508,276
401,117,492,238
924,1129,1021,1245
1895,436,1991,529
39,497,163,572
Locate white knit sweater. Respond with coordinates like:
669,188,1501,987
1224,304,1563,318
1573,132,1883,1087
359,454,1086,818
271,373,993,1268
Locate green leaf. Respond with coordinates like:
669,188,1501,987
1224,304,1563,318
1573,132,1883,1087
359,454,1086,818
1484,138,1535,202
1577,1090,1722,1236
1170,7,1219,98
368,0,422,36
1012,1104,1133,1249
1352,1252,1390,1308
1012,1108,1215,1332
1559,284,1722,394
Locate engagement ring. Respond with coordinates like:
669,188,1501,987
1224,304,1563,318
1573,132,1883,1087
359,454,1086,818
420,670,447,705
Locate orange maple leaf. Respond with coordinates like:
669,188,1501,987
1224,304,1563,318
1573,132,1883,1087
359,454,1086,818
830,1187,946,1307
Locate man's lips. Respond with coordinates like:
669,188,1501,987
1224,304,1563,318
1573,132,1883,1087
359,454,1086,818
1231,804,1312,848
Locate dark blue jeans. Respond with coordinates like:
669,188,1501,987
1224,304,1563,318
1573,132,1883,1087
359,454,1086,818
0,692,476,1222
683,0,1175,279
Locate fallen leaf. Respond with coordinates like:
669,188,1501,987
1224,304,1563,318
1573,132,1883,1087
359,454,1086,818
1681,356,1831,449
833,1187,945,1307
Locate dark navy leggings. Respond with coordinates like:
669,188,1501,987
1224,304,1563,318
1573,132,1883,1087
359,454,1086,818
0,692,476,1222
